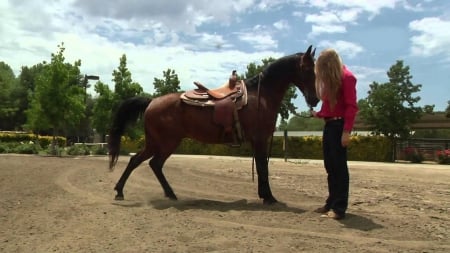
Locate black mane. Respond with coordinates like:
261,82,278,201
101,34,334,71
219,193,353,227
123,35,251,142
244,53,302,87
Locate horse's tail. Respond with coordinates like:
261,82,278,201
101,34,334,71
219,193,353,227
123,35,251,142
108,97,152,170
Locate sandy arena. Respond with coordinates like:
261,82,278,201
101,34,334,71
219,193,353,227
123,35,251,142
0,154,449,252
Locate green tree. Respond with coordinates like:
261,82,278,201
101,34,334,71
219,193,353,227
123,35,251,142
285,111,323,131
244,58,298,122
0,62,18,130
358,60,429,161
446,101,450,118
26,43,85,152
113,54,143,102
152,68,181,97
92,81,115,140
13,64,46,129
109,54,144,140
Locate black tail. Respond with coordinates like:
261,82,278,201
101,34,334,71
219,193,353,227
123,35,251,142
108,97,152,170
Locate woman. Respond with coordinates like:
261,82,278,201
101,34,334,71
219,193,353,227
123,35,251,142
311,48,358,220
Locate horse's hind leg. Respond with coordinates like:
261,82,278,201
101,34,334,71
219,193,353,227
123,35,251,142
149,154,177,200
114,150,151,200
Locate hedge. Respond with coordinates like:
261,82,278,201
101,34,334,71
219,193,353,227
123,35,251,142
0,132,66,148
174,135,392,162
0,132,392,162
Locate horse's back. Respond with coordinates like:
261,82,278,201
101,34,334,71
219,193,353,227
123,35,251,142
145,93,225,143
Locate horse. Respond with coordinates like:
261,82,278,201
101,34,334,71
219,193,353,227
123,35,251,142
108,45,319,204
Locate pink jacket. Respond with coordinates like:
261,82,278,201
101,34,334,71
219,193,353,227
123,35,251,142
316,65,358,132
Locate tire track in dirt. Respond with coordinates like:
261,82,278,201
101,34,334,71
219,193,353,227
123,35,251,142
55,164,113,204
52,156,450,252
192,216,450,251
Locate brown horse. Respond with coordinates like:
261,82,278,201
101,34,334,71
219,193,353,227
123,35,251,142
108,45,319,204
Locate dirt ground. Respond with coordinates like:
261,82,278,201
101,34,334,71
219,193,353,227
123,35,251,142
0,154,449,253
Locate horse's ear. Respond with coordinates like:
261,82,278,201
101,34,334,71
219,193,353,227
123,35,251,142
305,45,313,56
312,48,316,58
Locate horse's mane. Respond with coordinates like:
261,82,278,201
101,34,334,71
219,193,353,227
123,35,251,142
244,53,303,87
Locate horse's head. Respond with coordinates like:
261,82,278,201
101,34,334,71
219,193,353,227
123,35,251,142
295,45,319,108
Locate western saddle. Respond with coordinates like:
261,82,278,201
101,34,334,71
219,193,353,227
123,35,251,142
180,70,247,146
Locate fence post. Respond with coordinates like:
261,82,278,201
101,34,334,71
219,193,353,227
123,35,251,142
283,129,288,162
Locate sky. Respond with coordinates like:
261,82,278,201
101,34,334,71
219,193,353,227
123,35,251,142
1,0,449,112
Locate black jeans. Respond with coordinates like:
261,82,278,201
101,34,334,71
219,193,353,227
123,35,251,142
322,119,349,215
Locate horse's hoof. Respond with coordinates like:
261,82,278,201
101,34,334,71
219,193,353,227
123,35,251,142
166,194,178,201
115,195,124,201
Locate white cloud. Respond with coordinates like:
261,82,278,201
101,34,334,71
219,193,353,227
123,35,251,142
1,0,449,112
303,0,403,37
310,24,346,36
349,65,386,99
72,0,257,33
273,20,290,30
317,40,364,59
305,11,340,24
238,33,278,50
409,17,450,61
236,25,279,50
306,0,399,14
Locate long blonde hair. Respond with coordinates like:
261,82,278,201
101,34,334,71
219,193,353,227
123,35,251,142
315,48,343,109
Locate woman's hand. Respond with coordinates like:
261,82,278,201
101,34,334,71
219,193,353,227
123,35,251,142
341,131,350,147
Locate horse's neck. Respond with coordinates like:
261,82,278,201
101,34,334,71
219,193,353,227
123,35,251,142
262,78,291,104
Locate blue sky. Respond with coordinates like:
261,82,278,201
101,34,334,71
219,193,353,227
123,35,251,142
1,0,449,112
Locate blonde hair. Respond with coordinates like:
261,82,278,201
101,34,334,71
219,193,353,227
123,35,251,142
315,48,343,109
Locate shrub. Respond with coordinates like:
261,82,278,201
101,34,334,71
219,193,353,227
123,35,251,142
436,149,450,165
67,144,90,156
403,147,424,163
0,132,66,149
0,143,11,153
92,145,108,155
120,136,144,155
14,143,41,154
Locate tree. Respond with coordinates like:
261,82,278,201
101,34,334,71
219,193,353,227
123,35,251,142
113,54,143,102
152,68,181,97
244,58,298,122
93,54,144,140
13,64,46,129
0,62,18,130
446,101,450,118
92,81,115,141
358,60,429,161
26,43,85,152
285,111,323,131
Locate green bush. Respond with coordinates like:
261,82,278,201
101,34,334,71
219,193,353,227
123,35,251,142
0,132,66,149
14,143,41,154
0,143,11,153
0,142,42,154
120,136,144,155
348,135,392,162
92,145,108,155
173,135,392,162
67,144,90,156
1,132,393,162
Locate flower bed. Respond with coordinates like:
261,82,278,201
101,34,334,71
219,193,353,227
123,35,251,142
436,149,450,164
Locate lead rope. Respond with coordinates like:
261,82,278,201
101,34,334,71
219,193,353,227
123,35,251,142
252,73,263,182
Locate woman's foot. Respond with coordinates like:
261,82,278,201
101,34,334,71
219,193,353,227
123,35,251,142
320,210,345,220
314,206,330,214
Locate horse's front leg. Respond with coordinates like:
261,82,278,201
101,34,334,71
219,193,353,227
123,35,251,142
254,146,278,205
